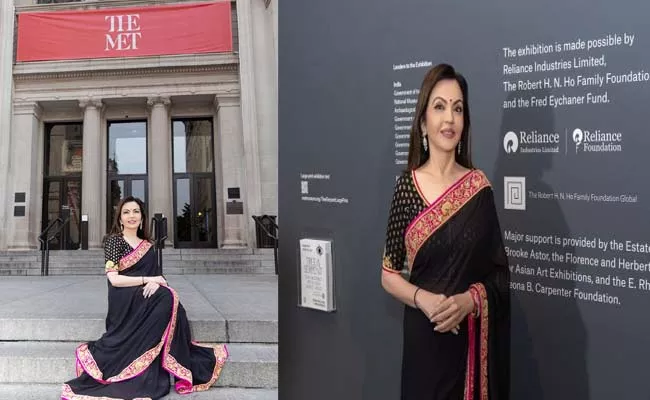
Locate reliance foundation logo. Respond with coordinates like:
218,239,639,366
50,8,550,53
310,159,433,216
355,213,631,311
503,130,560,154
572,128,623,153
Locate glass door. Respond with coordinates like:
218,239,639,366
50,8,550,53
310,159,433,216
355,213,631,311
172,118,217,248
42,122,83,250
106,121,148,232
42,178,82,250
174,174,216,247
108,176,148,229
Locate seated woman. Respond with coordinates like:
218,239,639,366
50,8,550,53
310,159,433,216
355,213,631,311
61,196,228,400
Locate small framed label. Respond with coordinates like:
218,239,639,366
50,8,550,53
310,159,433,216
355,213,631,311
14,206,25,217
299,238,335,312
228,187,241,199
226,200,244,215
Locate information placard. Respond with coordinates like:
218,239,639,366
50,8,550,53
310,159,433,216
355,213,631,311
299,238,335,312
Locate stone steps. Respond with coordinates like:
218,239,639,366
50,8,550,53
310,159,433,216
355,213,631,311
0,249,275,275
0,275,278,396
0,342,277,388
0,384,278,400
0,317,277,343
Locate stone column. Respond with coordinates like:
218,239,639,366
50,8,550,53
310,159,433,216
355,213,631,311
236,0,262,246
146,96,173,244
0,1,15,250
79,98,103,249
216,95,246,247
7,102,42,249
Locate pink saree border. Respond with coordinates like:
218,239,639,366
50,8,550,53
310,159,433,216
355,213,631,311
404,170,490,269
118,240,152,272
464,283,489,400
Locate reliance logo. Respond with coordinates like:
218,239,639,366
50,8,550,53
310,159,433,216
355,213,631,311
503,131,519,154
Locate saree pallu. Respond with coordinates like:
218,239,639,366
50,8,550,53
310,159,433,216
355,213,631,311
394,170,510,400
61,241,228,400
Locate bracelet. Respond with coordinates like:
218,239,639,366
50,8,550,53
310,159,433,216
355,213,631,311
413,287,421,309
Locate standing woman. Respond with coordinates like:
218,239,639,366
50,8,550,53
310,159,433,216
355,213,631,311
62,196,228,399
381,64,510,400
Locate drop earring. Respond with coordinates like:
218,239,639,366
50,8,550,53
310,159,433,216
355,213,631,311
120,223,124,231
422,133,428,152
457,141,462,155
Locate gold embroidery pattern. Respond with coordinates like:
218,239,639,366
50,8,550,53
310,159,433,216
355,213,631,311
104,260,118,274
75,358,84,378
404,170,489,269
76,344,105,382
381,254,399,273
476,283,489,400
61,383,154,400
108,341,165,382
160,286,196,390
118,241,153,272
166,353,194,393
191,343,229,392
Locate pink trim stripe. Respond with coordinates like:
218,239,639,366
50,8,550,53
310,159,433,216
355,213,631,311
120,238,146,261
407,169,475,233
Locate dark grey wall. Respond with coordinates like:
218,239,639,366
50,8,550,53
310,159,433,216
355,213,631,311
279,1,650,399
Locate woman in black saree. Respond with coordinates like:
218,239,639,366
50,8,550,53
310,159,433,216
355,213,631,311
381,64,510,400
61,196,228,400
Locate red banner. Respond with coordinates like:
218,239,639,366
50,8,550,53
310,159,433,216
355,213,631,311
16,1,232,62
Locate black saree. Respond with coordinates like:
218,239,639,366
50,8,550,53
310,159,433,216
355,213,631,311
382,169,510,400
61,235,228,400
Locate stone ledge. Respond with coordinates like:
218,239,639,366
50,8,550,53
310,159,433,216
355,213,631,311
0,342,278,388
14,53,239,80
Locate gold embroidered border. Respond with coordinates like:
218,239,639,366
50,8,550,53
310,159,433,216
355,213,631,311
76,344,105,382
474,283,489,400
104,261,118,274
191,344,229,392
166,353,194,393
118,241,153,272
75,358,84,378
405,170,489,269
381,254,400,274
161,286,195,387
61,383,153,400
107,341,165,383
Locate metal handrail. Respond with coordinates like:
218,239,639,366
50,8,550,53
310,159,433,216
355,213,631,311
252,216,278,275
38,216,70,276
150,216,168,275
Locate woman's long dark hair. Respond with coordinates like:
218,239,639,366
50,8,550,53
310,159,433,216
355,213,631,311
407,63,473,170
107,196,150,241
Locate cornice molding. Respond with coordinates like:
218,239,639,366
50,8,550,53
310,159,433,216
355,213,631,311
14,63,238,82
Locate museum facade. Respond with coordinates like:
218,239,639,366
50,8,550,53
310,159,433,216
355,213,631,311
0,0,277,250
